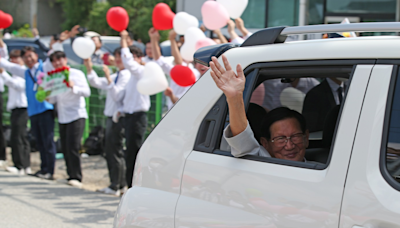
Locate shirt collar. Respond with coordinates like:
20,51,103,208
326,78,343,92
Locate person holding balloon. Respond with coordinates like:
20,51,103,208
83,48,131,196
119,30,150,188
149,28,200,110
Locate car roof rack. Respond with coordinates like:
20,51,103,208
194,22,400,66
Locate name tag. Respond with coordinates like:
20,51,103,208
33,83,37,91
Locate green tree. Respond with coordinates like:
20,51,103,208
56,0,96,30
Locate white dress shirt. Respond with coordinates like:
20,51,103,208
0,58,53,79
87,69,131,117
0,43,9,59
48,68,91,124
263,78,320,111
0,70,27,111
326,78,344,105
155,56,200,110
121,47,150,114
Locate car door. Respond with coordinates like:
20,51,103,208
174,62,374,228
340,64,400,228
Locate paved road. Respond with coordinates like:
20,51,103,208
0,170,120,228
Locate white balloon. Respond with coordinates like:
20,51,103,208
173,12,199,35
180,43,195,62
72,37,96,59
180,27,206,61
217,0,248,19
137,62,168,95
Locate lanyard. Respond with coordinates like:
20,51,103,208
27,67,40,84
114,71,119,84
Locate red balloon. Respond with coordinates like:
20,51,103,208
0,11,13,29
152,3,175,30
106,7,129,32
170,65,196,87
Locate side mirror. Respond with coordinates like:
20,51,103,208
194,43,239,67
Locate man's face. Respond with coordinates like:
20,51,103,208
91,36,102,50
145,42,153,58
195,62,209,76
22,51,38,69
10,57,23,65
133,54,142,64
51,57,68,69
114,53,125,70
261,118,309,162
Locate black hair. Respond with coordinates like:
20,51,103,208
260,107,307,140
129,45,144,58
49,51,66,62
113,47,122,56
127,31,134,40
92,36,102,44
21,46,37,57
9,49,21,58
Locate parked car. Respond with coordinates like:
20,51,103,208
113,22,400,227
3,38,48,61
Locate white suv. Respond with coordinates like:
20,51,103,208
114,22,400,228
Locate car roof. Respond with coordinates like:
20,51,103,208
218,36,400,72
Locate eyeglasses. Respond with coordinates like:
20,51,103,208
270,133,305,147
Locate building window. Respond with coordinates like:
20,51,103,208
326,0,396,14
241,0,267,28
267,0,299,27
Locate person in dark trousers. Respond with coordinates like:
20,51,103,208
48,51,90,188
84,47,131,195
0,44,56,180
120,30,150,188
0,38,8,167
0,49,30,175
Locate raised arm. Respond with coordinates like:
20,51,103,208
210,55,247,136
0,57,26,77
149,28,161,60
0,38,9,59
235,18,252,39
120,30,144,78
213,29,228,44
169,30,183,65
84,59,110,89
69,70,91,97
109,69,130,103
227,20,244,45
0,68,25,91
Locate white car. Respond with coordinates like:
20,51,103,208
114,22,400,228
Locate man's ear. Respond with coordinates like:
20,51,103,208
304,129,310,148
260,137,268,148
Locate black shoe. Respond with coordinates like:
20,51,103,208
38,173,54,180
28,170,43,177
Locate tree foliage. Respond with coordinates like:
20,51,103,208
57,0,176,42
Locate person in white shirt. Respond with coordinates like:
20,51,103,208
228,18,253,45
149,28,201,110
0,38,7,167
120,30,150,188
84,47,131,196
47,51,91,188
0,32,71,180
0,49,30,175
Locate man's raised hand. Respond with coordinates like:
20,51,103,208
209,55,245,99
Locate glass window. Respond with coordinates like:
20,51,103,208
307,0,325,25
218,64,354,167
386,73,400,181
326,0,396,14
267,0,299,27
241,0,266,28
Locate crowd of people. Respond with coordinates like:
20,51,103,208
0,18,254,196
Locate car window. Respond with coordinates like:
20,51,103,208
383,68,400,184
193,60,372,170
6,43,47,61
